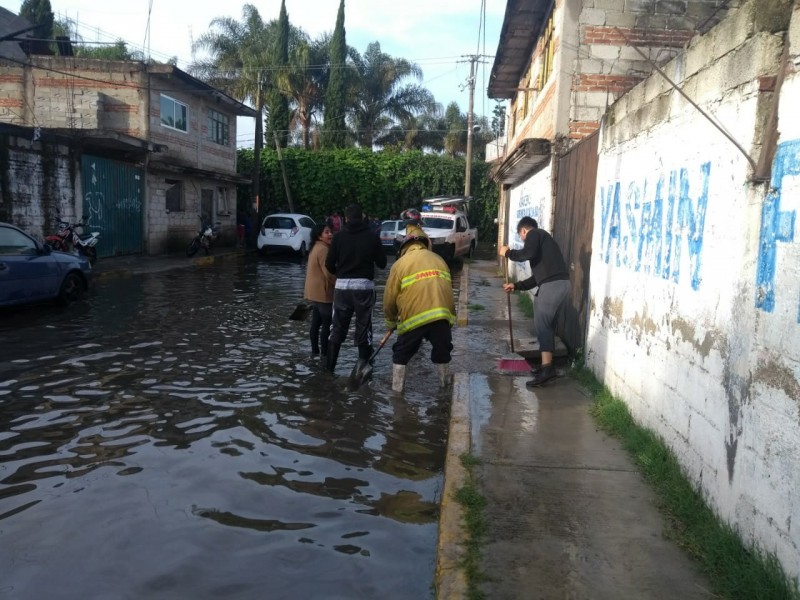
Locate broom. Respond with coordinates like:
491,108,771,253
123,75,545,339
497,256,533,373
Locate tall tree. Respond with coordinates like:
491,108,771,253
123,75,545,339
278,33,329,149
191,5,273,211
322,0,348,149
376,103,445,153
491,103,507,139
348,42,435,149
20,0,54,41
266,0,291,149
442,102,468,158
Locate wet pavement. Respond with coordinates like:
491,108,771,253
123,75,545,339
0,251,469,599
436,260,715,599
1,250,716,599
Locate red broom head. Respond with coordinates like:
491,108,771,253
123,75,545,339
497,359,532,372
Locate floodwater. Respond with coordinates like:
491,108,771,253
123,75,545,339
0,255,461,599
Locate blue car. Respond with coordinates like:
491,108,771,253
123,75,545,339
0,222,92,307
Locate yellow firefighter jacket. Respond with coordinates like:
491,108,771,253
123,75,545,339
384,242,456,334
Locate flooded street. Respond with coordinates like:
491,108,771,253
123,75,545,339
0,255,462,599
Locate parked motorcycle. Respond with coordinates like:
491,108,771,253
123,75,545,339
45,220,100,265
186,219,221,257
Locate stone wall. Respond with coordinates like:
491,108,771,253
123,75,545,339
586,0,799,580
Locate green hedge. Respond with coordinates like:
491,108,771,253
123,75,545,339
237,147,499,243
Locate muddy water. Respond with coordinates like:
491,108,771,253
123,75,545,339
0,256,458,599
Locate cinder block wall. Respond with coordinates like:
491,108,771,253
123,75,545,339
570,0,743,140
586,0,799,580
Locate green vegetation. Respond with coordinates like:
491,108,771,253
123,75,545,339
517,290,533,318
237,147,499,242
571,365,800,600
322,0,347,149
454,453,488,600
467,303,485,311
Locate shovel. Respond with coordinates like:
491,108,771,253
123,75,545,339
349,330,394,388
289,302,312,321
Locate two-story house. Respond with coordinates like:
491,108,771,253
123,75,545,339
486,0,739,352
0,17,256,256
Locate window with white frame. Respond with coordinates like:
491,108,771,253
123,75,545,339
160,94,187,132
207,109,229,145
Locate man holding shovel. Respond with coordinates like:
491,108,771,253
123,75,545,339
384,225,456,393
499,216,569,387
325,204,387,375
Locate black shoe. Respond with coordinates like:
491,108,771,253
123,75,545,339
526,365,556,388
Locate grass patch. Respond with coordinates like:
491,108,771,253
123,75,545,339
571,365,800,600
517,291,533,318
467,303,486,311
454,452,489,600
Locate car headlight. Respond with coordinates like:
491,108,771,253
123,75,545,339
430,237,446,245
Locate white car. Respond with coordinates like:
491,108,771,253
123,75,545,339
257,213,316,257
379,219,404,249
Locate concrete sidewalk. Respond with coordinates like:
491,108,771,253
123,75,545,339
437,260,714,599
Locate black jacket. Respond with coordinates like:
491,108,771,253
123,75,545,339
506,228,568,290
326,220,387,279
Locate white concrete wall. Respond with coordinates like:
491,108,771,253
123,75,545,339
587,0,799,581
506,163,553,284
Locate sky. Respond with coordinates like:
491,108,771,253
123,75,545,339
1,0,508,146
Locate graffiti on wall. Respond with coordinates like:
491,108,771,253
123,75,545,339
511,192,544,247
756,139,800,321
597,162,711,290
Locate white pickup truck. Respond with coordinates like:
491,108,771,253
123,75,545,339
396,197,479,260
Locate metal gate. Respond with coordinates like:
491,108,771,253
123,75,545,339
81,155,144,257
552,131,599,355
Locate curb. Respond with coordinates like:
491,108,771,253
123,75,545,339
456,262,470,327
434,371,471,598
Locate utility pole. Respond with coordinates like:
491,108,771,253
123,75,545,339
465,57,476,198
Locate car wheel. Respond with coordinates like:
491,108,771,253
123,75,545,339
58,272,85,305
468,241,476,259
299,241,307,258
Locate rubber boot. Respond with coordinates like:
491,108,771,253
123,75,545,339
326,343,341,373
437,363,450,388
392,364,406,393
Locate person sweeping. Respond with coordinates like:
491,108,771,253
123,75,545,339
498,216,570,387
383,225,456,393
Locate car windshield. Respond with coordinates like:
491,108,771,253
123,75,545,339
380,221,398,232
264,217,296,230
421,217,454,229
0,227,37,255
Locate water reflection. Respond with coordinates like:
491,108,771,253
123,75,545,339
0,256,448,598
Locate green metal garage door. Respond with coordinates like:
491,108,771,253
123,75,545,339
82,155,144,257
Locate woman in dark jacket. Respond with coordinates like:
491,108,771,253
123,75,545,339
304,223,335,357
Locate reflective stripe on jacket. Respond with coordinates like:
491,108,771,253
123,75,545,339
384,243,455,335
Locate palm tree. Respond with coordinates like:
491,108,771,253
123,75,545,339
277,33,329,149
191,4,273,207
348,42,436,149
376,104,445,152
442,102,468,158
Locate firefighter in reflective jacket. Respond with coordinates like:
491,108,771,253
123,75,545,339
384,227,456,392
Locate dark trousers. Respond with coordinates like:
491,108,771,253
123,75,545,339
330,289,375,359
309,301,332,355
391,319,453,365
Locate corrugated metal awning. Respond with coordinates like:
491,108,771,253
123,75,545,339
490,138,551,185
488,0,551,99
